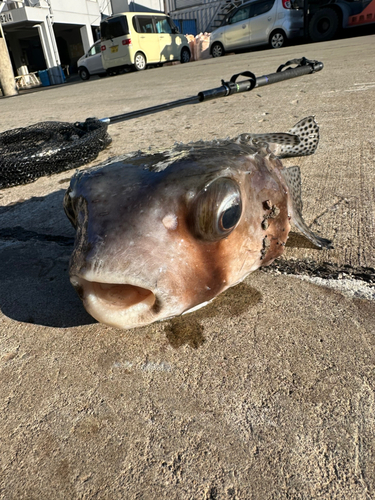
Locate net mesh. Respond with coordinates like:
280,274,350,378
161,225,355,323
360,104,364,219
0,118,111,189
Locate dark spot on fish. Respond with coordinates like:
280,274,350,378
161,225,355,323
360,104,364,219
260,235,270,260
263,200,272,210
261,204,279,230
152,296,162,314
269,205,280,218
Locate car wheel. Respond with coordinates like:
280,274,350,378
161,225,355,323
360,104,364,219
180,47,190,63
269,30,286,49
78,67,90,81
309,8,339,42
134,52,146,71
211,42,224,58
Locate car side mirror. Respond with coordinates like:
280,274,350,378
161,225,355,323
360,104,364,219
171,26,179,34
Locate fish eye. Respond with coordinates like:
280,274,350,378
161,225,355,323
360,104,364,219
191,178,242,241
221,203,242,231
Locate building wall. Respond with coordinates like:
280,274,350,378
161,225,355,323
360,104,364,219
51,0,109,24
1,0,113,76
111,0,165,14
166,0,221,33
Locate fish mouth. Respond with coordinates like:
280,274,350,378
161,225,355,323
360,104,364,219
71,276,157,329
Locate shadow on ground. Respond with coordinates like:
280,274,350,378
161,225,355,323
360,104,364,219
0,189,95,328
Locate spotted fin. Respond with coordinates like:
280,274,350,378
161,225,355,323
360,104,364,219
278,116,320,158
283,165,333,249
236,132,300,151
236,116,319,158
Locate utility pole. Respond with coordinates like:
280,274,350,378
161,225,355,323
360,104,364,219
0,21,18,96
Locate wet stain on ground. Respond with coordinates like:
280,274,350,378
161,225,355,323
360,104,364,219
165,317,205,349
263,257,375,285
164,283,262,349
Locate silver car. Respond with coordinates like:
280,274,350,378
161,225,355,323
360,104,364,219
77,41,107,80
210,0,304,57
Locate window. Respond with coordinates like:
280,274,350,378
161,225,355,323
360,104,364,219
229,6,251,24
252,0,275,17
89,43,101,56
155,17,172,34
135,16,155,34
101,17,129,40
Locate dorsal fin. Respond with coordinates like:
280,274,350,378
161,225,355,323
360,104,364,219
235,132,300,154
234,116,319,158
283,166,333,249
278,116,320,158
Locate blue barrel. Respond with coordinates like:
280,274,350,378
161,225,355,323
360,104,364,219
39,70,50,87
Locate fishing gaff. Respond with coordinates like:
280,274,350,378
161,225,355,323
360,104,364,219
0,57,324,189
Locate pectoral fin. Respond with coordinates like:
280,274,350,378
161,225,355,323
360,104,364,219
283,166,333,249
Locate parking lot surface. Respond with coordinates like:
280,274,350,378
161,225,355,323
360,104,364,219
0,34,374,499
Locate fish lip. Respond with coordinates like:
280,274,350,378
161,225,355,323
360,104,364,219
70,275,159,328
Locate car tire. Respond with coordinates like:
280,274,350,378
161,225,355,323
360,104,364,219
78,67,90,81
211,42,224,58
134,52,146,71
180,47,190,64
269,30,286,49
309,8,339,42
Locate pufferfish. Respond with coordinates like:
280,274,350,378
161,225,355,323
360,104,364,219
64,116,332,329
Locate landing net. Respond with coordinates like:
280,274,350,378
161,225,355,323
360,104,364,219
0,118,111,189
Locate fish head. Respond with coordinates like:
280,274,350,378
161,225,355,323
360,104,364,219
65,142,291,329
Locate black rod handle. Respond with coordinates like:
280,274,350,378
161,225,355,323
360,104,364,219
103,59,324,124
256,61,324,87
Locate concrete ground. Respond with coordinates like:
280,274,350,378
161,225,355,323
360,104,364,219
0,33,374,499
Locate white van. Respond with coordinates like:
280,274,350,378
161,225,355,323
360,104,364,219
210,0,304,57
100,12,191,71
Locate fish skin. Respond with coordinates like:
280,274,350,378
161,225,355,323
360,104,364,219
64,117,331,330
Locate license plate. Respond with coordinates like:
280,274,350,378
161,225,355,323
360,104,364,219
111,46,118,53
